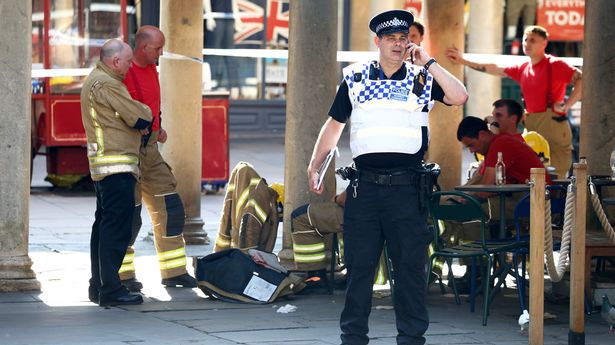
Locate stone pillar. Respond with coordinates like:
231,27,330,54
350,0,371,51
580,1,615,178
280,0,338,264
0,0,40,292
350,0,405,51
422,0,465,189
466,0,502,117
159,0,208,244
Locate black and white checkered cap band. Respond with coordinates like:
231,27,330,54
375,17,409,34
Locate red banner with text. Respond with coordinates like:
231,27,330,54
404,0,422,19
536,0,585,41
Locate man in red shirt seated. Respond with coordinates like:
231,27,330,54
458,116,551,193
444,116,551,291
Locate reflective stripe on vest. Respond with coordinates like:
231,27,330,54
235,178,262,218
245,199,267,223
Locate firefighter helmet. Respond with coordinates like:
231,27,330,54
270,183,284,204
523,130,551,165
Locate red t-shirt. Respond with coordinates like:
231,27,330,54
504,55,575,114
123,63,161,131
483,134,552,185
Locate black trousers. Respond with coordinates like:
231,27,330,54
89,173,136,301
340,181,431,345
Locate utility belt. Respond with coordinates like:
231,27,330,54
337,163,441,212
355,168,418,186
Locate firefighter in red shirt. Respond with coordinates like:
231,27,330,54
119,26,197,290
447,25,582,179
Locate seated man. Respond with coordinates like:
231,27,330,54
213,162,282,253
485,98,551,166
291,190,398,294
291,191,346,293
485,98,524,140
458,116,551,194
444,117,551,290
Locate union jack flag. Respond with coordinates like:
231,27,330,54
235,0,289,47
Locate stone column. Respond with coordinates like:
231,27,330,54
422,0,465,189
350,0,371,51
579,0,615,236
159,0,208,244
580,1,615,178
350,0,405,51
0,0,40,292
279,0,338,264
466,0,502,117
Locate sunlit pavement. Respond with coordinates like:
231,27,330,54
2,138,612,344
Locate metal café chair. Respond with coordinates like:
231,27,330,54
426,191,527,326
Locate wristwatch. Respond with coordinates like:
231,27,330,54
424,58,437,71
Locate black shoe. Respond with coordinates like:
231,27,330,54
162,273,197,288
297,275,330,295
428,271,440,286
121,278,143,292
88,286,99,304
99,293,143,307
88,292,99,304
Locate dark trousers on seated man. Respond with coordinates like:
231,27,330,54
89,173,137,303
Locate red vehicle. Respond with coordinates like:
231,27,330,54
31,0,229,189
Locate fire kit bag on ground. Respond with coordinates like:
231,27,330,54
195,249,305,304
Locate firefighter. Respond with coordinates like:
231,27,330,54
291,190,394,294
81,39,152,306
118,26,197,290
291,191,345,293
214,162,281,253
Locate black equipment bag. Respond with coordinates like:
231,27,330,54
195,249,304,304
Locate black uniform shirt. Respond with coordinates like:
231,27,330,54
329,62,446,170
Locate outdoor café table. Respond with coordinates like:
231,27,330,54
454,184,530,238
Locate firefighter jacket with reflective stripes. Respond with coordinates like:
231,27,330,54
80,61,152,181
214,162,279,253
342,61,434,158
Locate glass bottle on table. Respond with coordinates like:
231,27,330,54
495,151,506,185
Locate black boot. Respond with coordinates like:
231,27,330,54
121,278,143,292
297,269,329,295
162,273,198,288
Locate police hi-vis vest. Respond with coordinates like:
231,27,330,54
343,61,435,158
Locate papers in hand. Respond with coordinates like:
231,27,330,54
316,147,339,190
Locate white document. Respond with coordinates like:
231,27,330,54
243,273,277,302
316,147,339,190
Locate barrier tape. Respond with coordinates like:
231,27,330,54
30,50,583,78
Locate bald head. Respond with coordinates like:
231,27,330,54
100,39,133,77
134,26,165,66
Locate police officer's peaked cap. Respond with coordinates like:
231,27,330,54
369,10,414,36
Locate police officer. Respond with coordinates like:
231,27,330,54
308,10,467,345
214,162,280,253
81,39,152,306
